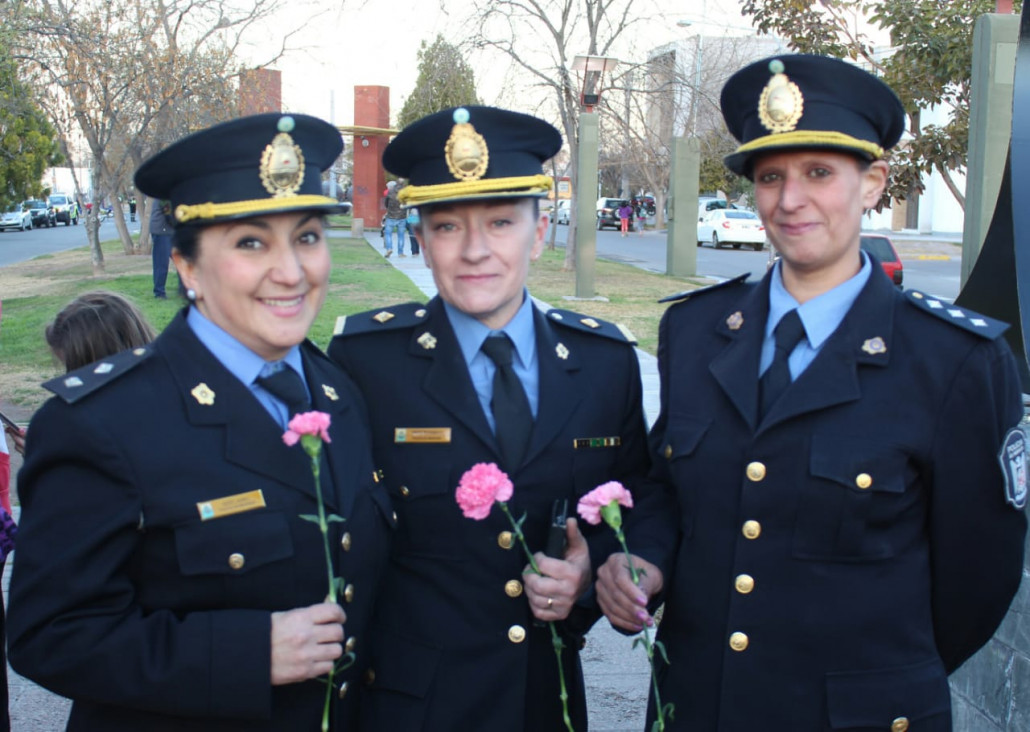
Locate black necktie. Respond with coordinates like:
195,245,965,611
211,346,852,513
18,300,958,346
480,334,533,470
759,309,806,419
257,366,311,421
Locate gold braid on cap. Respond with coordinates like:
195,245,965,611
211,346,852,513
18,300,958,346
175,195,339,223
734,130,886,160
398,175,553,207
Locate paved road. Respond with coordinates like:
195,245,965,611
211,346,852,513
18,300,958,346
0,216,134,267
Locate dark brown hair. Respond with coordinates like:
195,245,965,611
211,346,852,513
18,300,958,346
45,291,157,372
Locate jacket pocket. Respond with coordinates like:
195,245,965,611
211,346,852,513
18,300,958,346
660,415,712,539
826,658,951,730
794,434,917,562
360,628,443,732
174,510,293,576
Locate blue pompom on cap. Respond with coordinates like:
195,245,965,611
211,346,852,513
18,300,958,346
452,107,470,124
278,115,296,133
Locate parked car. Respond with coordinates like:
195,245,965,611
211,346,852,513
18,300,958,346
595,197,630,230
860,233,904,287
49,193,79,225
0,205,32,232
555,199,571,225
698,209,766,250
25,199,56,228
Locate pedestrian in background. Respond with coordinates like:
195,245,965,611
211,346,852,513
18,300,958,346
149,197,176,299
617,201,632,237
382,180,407,258
329,105,651,731
597,54,1027,730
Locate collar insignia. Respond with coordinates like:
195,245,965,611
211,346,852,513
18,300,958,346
861,337,887,355
322,384,339,401
726,311,744,331
758,59,804,134
445,107,489,181
556,343,569,360
259,117,305,198
191,382,215,406
417,332,437,350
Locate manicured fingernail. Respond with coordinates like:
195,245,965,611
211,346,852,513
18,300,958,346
636,610,649,622
636,593,647,605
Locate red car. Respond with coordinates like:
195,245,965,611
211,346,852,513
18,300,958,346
860,234,903,287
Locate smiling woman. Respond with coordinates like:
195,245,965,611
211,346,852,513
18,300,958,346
6,113,393,732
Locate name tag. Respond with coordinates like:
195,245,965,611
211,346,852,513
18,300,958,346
395,427,452,444
573,436,621,449
197,490,266,521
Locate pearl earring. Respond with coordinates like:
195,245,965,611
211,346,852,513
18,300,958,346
186,288,196,301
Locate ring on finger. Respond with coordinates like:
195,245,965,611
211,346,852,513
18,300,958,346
547,597,554,608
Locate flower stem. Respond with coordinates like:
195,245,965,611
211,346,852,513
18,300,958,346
310,454,335,732
617,528,666,732
498,502,575,732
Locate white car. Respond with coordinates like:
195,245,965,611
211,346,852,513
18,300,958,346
555,200,571,225
0,205,32,232
698,209,765,250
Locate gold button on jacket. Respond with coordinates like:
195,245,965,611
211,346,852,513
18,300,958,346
734,574,755,594
729,631,749,651
364,668,376,685
504,579,523,598
228,553,245,570
497,531,514,549
890,717,909,732
337,681,349,699
508,625,527,643
340,532,352,551
855,472,873,489
344,584,355,603
742,521,762,540
746,461,766,482
345,636,357,653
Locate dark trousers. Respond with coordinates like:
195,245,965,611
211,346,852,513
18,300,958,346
152,234,174,297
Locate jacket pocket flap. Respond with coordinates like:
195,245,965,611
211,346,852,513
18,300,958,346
810,434,908,493
175,511,293,575
662,415,712,460
367,629,442,698
826,658,950,729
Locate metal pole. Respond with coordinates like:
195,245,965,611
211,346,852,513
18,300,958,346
575,112,599,298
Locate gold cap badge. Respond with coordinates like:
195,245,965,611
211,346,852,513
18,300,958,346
260,117,305,198
445,108,489,181
758,59,804,134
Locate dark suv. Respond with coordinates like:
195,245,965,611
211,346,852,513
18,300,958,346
596,197,630,230
25,199,56,228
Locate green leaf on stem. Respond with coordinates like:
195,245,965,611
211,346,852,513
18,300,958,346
655,640,671,665
327,514,347,523
299,514,320,524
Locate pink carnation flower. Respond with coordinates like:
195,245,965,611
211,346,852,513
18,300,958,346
577,480,634,526
283,411,332,446
455,462,514,520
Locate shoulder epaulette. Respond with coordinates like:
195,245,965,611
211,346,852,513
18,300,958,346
905,290,1009,340
545,309,637,345
659,272,750,304
43,345,154,404
333,302,430,337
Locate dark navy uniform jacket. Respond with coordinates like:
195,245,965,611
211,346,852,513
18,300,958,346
8,311,395,731
628,267,1027,731
328,296,651,732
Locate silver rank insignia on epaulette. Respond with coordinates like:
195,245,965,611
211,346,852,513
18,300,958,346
43,345,154,404
906,291,1009,339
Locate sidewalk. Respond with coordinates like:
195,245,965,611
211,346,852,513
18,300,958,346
360,230,655,732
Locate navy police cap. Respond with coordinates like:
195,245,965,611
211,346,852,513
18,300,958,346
135,113,344,226
721,54,905,177
383,106,562,207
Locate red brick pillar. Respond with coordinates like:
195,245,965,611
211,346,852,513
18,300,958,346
353,86,390,229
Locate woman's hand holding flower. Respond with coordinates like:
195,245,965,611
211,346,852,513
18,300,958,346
596,552,663,632
524,518,591,621
269,602,346,686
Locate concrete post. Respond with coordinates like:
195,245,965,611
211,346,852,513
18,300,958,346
667,136,700,277
963,14,1019,285
575,112,599,298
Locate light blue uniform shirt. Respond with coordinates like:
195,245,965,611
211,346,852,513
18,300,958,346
187,307,308,428
759,252,872,380
444,292,539,433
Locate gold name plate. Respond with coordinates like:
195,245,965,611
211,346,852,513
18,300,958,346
197,489,266,521
573,437,621,449
395,428,452,444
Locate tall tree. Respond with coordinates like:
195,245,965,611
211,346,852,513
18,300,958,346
741,0,1023,210
0,46,62,210
11,0,307,272
398,35,481,130
456,0,651,270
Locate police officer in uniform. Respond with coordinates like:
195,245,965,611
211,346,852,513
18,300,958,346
8,113,394,731
328,106,651,730
596,55,1028,731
